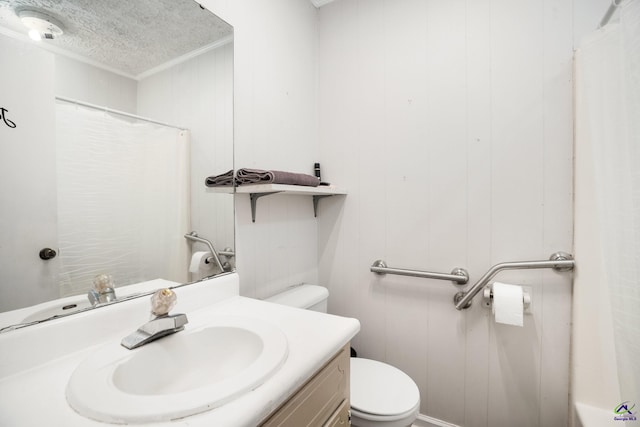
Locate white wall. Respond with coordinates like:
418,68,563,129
0,34,59,310
199,0,321,299
318,1,574,426
137,42,235,280
196,1,614,426
55,55,137,113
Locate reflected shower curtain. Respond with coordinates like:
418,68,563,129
56,102,190,296
575,0,640,403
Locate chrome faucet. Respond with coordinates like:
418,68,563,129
121,288,188,350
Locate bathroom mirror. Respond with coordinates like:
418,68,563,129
0,0,234,329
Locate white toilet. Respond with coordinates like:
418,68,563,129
265,284,420,427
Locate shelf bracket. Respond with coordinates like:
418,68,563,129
312,195,334,217
248,190,340,222
249,192,282,222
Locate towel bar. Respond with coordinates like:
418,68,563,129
453,252,575,310
370,260,469,285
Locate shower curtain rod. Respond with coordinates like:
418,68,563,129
599,0,623,28
55,96,188,131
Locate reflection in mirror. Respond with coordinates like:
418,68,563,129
0,0,234,330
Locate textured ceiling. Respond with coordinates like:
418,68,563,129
0,0,232,77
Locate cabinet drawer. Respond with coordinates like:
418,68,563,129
323,399,350,427
261,344,350,427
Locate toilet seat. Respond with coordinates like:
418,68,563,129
350,358,420,420
350,402,420,422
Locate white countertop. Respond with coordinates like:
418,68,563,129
0,274,360,426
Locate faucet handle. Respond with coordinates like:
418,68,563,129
88,273,116,305
151,288,177,316
93,273,114,292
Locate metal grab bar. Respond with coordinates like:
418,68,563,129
184,231,226,272
453,252,575,310
218,248,235,258
370,260,469,285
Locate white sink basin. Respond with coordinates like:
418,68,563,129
66,316,288,424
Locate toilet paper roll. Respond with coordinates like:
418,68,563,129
492,282,524,327
189,251,214,273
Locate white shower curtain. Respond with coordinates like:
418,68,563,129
575,0,640,404
56,102,190,296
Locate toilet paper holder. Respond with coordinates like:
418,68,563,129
184,231,235,273
482,285,531,310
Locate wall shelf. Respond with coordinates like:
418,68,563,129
205,186,234,194
235,184,347,222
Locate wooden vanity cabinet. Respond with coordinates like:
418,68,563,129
260,344,350,427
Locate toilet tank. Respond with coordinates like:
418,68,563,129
265,284,329,313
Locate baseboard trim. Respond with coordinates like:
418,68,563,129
413,413,461,427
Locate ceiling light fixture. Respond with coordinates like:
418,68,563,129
17,9,64,41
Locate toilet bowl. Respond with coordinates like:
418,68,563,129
265,284,420,427
350,357,420,427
